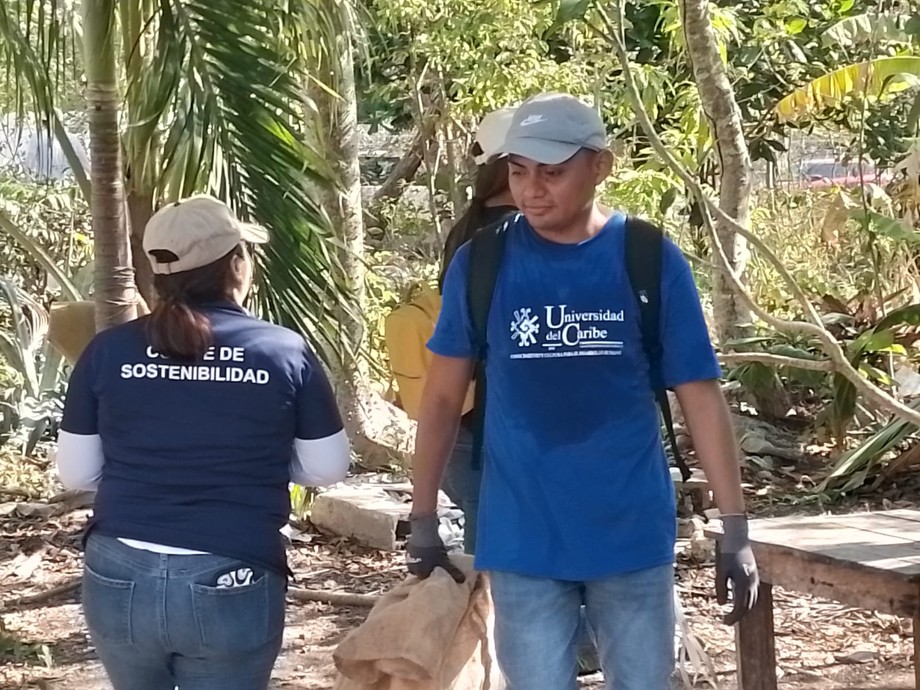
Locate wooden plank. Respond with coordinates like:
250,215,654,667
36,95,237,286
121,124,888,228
736,582,777,690
824,545,920,566
716,515,920,573
756,509,920,534
829,513,920,541
750,523,901,551
867,509,920,526
753,542,920,615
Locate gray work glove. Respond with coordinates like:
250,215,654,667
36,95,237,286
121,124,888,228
716,514,759,626
406,512,465,583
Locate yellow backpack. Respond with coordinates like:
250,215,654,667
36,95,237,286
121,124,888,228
383,283,474,421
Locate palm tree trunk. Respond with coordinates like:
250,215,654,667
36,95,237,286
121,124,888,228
83,0,138,330
680,0,751,343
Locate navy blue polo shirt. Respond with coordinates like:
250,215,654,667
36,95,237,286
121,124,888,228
60,301,343,574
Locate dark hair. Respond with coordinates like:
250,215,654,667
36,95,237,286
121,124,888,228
439,156,511,288
146,245,245,361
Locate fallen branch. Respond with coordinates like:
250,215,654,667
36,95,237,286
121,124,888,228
5,578,381,611
718,352,834,372
5,577,81,608
599,2,920,429
288,586,379,608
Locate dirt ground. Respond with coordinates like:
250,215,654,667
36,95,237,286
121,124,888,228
2,506,920,690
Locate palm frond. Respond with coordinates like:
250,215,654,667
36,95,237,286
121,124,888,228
0,0,90,198
130,0,356,366
0,208,83,300
0,277,49,398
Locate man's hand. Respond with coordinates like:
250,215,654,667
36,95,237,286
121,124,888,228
406,512,465,583
716,514,759,625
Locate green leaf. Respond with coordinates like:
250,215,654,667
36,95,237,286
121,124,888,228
820,397,920,491
823,12,912,47
725,336,776,348
908,15,920,41
827,373,858,440
0,279,47,398
859,362,892,385
852,328,894,354
546,0,591,35
860,210,920,243
767,343,822,360
0,210,83,301
875,304,920,332
557,0,591,23
776,56,920,122
785,17,808,35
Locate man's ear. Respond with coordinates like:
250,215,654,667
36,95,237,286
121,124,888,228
594,149,614,184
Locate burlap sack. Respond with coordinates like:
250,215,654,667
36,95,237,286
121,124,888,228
333,556,503,690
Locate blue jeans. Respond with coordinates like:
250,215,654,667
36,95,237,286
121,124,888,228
82,533,287,690
440,425,482,554
489,564,675,690
443,430,599,671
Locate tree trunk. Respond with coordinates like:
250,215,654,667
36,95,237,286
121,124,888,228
127,193,155,305
680,0,752,343
316,0,414,463
83,0,137,331
370,117,435,204
443,118,466,222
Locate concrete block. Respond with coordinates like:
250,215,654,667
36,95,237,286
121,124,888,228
311,484,410,551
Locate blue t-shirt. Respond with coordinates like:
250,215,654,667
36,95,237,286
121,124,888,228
428,213,721,580
60,301,343,574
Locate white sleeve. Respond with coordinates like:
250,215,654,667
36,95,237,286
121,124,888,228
55,430,104,491
290,429,350,487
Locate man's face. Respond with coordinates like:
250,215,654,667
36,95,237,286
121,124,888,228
507,149,612,235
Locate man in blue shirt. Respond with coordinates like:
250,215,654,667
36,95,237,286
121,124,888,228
407,93,758,689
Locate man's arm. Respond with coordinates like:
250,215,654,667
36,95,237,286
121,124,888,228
673,379,743,514
674,378,759,625
411,354,474,514
407,354,474,583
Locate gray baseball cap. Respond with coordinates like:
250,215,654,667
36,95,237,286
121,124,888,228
497,93,607,165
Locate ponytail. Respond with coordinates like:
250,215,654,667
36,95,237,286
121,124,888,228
145,245,244,361
439,157,511,291
440,197,486,289
147,295,214,361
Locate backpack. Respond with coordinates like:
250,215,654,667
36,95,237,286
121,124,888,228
466,214,691,481
384,284,475,421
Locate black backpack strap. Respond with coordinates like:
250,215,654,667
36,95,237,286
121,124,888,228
624,216,691,482
466,218,511,470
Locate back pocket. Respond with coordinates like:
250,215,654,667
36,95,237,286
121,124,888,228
191,574,283,654
82,565,135,645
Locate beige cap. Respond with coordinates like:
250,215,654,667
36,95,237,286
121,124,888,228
474,106,517,165
143,195,268,275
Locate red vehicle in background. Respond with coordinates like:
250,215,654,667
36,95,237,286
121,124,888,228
798,157,893,189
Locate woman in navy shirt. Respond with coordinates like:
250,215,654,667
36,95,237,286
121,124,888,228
56,195,349,690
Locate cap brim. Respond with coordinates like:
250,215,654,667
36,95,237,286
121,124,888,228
498,138,582,165
240,222,269,244
474,151,508,166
